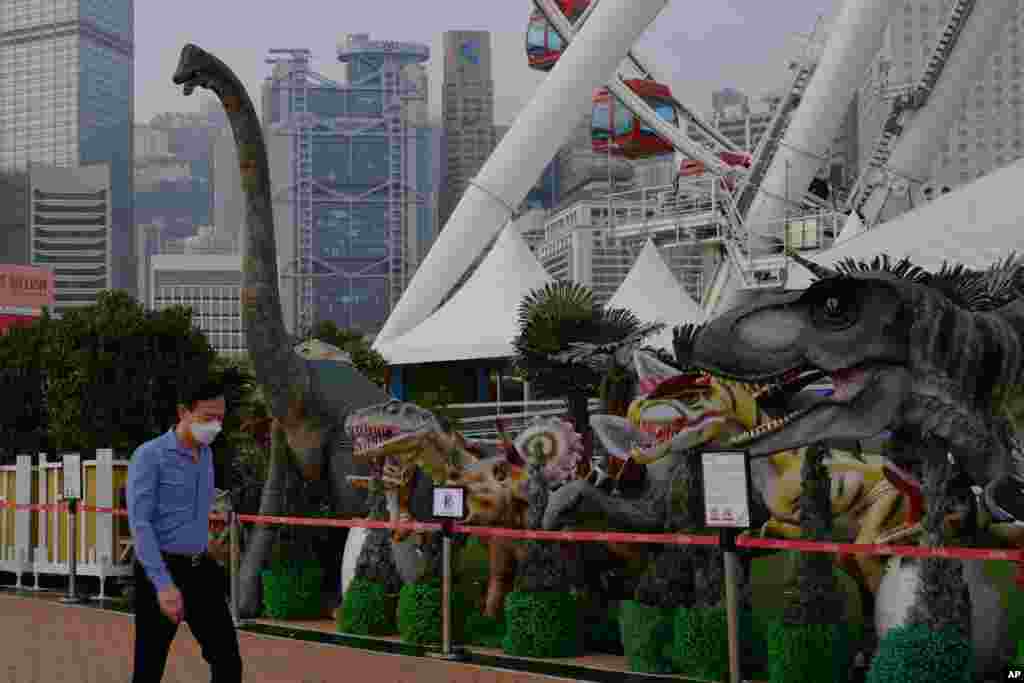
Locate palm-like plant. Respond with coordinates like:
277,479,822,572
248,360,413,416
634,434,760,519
513,281,664,447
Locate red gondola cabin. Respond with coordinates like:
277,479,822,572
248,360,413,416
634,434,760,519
679,150,752,191
526,0,591,72
591,80,679,159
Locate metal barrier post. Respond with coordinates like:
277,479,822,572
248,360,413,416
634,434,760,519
429,518,466,661
721,528,742,683
61,497,86,604
229,504,241,626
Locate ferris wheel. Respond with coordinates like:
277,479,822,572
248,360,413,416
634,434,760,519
377,0,1016,347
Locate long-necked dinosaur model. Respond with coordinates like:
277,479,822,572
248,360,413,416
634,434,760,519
688,251,1024,671
172,45,406,617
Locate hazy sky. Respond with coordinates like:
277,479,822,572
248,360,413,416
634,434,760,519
137,0,839,125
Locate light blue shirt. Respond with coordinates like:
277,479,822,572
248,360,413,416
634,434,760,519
127,428,215,592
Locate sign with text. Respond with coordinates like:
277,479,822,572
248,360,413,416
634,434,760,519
62,454,82,500
432,486,466,520
701,450,751,528
0,265,54,312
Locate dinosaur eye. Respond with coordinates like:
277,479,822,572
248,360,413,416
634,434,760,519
810,287,859,331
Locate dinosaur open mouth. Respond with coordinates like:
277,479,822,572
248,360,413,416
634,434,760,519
639,412,727,442
726,364,876,447
348,423,407,456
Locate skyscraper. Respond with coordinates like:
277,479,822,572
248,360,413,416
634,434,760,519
0,0,135,296
440,31,495,230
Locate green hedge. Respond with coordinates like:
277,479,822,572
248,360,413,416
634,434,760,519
765,619,850,683
397,582,467,645
337,578,398,636
502,591,582,658
464,612,506,648
866,624,973,683
261,561,324,619
619,600,677,674
673,607,758,681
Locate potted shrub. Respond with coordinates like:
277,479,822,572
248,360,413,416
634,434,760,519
337,485,404,636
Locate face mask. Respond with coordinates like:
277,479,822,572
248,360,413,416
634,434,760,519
190,420,222,445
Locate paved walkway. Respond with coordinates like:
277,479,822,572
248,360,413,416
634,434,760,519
0,592,570,683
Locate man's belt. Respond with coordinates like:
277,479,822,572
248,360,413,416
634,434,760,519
162,550,208,567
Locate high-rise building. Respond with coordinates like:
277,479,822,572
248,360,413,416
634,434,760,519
0,0,135,296
440,31,496,230
261,37,434,335
149,253,245,356
28,162,112,315
859,1,1024,191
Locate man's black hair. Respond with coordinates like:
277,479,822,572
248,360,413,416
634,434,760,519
179,375,227,410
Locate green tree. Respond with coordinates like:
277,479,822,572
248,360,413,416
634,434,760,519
45,290,217,456
0,310,54,463
512,281,662,448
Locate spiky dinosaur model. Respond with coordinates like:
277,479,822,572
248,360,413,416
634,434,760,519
172,45,419,618
342,401,587,616
548,350,933,608
689,251,1024,674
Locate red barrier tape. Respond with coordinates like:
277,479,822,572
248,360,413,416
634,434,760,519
1,501,1021,561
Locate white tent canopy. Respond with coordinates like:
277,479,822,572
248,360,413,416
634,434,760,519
606,239,705,351
375,221,553,365
787,158,1024,290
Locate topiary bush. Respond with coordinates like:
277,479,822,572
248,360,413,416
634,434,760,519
672,606,758,681
464,612,506,648
397,581,467,645
766,619,850,683
866,624,972,683
337,578,398,636
261,559,324,619
502,590,583,658
619,600,677,674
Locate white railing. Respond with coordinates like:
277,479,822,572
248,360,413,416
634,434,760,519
443,398,603,439
0,450,131,596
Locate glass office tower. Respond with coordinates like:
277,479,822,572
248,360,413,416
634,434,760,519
0,0,134,294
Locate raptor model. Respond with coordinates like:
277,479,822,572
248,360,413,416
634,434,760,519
342,401,588,617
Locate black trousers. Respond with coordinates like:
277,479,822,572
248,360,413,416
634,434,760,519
131,553,242,683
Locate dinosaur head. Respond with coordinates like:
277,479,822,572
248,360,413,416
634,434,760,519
692,252,1024,457
173,44,239,99
590,351,761,464
345,399,444,458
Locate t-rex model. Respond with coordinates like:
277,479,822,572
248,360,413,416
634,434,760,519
688,250,1024,671
172,44,410,618
342,401,599,617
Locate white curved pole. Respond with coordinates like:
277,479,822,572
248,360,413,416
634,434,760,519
375,0,669,345
743,0,896,243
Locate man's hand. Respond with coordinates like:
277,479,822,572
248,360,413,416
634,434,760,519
157,584,184,624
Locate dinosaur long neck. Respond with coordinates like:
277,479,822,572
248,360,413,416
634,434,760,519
213,64,306,419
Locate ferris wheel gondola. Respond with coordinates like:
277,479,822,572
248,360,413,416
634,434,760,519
591,79,679,159
525,0,591,72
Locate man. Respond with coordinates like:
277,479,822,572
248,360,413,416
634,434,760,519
127,376,243,683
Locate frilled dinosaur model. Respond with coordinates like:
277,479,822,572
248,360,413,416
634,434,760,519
688,251,1024,674
341,400,586,616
